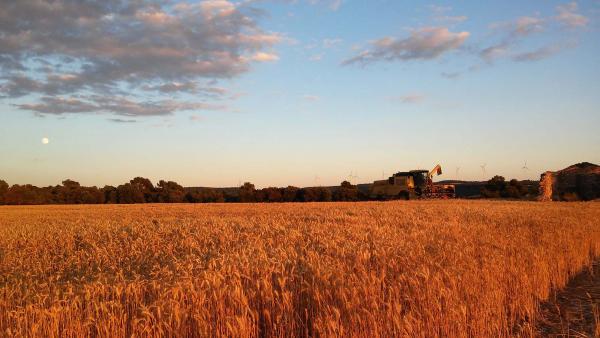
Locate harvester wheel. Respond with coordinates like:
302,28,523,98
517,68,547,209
398,191,410,200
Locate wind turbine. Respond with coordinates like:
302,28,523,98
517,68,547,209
480,163,487,179
314,175,321,186
352,171,360,184
455,167,461,180
347,171,354,184
521,160,529,179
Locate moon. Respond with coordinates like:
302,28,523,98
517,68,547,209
42,137,49,145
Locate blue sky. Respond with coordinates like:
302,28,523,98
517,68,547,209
1,0,599,188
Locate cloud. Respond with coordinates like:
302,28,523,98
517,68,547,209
480,16,546,63
513,16,545,36
142,82,199,94
109,118,138,123
441,72,461,79
308,0,343,11
189,115,204,122
428,5,468,24
309,54,323,61
480,4,587,64
393,94,425,104
323,38,343,48
342,27,469,66
440,15,468,24
512,44,565,62
141,82,228,96
250,52,280,62
480,41,511,62
303,95,320,101
0,0,280,117
16,96,224,117
251,0,343,11
555,2,589,28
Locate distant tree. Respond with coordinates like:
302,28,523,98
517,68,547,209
4,184,47,205
254,188,266,203
298,187,319,202
0,180,8,204
282,186,299,202
186,188,225,203
116,183,145,204
239,182,256,203
185,191,198,203
481,176,505,198
57,179,84,203
299,186,332,202
224,190,240,203
102,186,118,204
82,186,105,204
505,179,527,199
333,181,358,201
262,187,283,203
319,187,333,202
130,177,156,202
156,180,185,203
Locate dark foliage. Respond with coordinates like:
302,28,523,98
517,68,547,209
1,174,534,205
481,176,530,199
333,181,359,201
0,180,8,204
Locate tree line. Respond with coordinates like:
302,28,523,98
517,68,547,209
480,176,538,199
0,178,366,205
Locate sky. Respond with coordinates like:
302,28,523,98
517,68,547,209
1,0,599,188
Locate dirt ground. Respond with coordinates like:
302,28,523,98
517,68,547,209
537,261,600,337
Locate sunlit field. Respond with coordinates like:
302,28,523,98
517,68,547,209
0,201,598,337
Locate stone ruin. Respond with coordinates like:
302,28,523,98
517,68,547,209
539,162,600,201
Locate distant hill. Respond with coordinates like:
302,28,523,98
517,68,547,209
540,162,599,201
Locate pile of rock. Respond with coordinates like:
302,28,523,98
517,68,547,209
539,162,600,201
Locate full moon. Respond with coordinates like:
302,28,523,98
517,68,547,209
42,137,49,145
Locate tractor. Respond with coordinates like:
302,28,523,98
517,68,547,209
369,164,455,200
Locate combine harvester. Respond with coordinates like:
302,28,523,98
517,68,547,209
369,164,455,200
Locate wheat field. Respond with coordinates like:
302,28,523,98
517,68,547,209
0,201,598,337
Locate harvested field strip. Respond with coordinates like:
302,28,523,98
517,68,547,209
0,201,599,337
537,260,600,337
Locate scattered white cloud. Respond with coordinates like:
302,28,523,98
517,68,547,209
17,96,224,117
309,54,323,61
0,0,280,117
308,0,343,11
323,38,343,48
555,2,589,28
108,118,138,123
512,44,566,62
342,27,469,66
392,94,425,104
479,3,587,64
428,5,469,24
251,52,280,62
514,16,545,36
429,5,468,24
441,72,461,79
303,95,320,101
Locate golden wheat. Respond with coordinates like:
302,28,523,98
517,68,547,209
0,201,599,337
